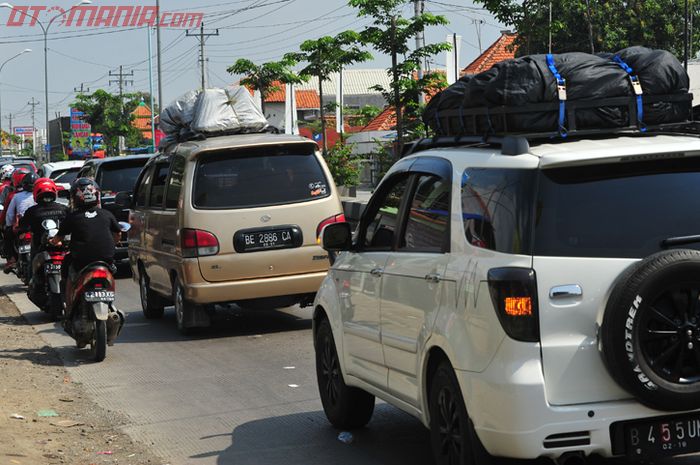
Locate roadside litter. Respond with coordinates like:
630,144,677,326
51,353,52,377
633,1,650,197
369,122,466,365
10,413,25,420
37,409,59,417
337,431,354,444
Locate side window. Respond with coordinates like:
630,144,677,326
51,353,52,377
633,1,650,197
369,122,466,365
461,168,535,254
134,166,155,208
78,164,95,180
165,155,185,209
361,175,409,250
399,175,450,253
149,163,169,209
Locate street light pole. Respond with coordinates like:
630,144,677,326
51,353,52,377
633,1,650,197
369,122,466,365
0,48,31,153
0,0,91,164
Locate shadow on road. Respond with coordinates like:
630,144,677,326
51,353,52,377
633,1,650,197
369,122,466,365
0,345,64,367
119,304,312,344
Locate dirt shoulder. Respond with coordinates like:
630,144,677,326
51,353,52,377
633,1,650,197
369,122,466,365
0,293,166,465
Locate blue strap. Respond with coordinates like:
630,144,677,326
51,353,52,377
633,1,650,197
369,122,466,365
546,54,567,137
613,55,646,132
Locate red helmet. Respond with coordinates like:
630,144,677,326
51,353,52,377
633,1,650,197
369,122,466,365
11,167,29,189
33,177,58,203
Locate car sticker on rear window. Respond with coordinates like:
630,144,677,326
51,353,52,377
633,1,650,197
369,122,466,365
309,181,328,197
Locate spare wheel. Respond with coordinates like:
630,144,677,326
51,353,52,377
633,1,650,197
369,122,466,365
601,249,700,411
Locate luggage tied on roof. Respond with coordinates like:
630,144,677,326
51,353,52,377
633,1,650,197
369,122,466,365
612,55,646,132
546,54,568,137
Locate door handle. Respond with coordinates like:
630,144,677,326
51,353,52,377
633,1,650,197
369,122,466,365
425,272,442,283
370,268,384,277
549,284,583,299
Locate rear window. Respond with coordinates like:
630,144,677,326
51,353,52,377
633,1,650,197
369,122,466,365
52,169,79,185
193,145,329,209
13,163,35,173
534,156,700,258
96,159,148,195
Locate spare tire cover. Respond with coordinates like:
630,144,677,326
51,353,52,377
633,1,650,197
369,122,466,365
601,249,700,411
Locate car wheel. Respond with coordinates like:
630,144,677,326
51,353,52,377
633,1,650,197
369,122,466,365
140,269,165,319
173,281,193,335
315,317,375,429
602,249,700,411
429,361,491,465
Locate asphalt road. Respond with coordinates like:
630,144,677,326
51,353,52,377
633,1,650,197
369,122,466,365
1,271,696,465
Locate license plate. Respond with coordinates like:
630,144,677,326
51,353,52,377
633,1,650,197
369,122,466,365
625,413,700,460
44,263,61,274
84,291,115,302
236,228,298,253
18,245,30,254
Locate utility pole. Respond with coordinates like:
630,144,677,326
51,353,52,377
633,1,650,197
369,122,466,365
74,83,90,94
28,97,39,157
472,19,484,54
187,22,219,90
5,113,11,153
414,0,425,104
109,65,134,101
156,0,163,113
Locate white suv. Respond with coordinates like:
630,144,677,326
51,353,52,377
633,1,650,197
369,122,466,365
314,133,700,464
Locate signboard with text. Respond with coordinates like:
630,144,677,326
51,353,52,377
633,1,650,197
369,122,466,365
70,108,92,159
13,126,34,136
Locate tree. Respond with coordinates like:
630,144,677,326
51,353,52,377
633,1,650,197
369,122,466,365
349,0,451,157
285,31,371,156
72,89,143,156
227,58,304,116
477,0,700,58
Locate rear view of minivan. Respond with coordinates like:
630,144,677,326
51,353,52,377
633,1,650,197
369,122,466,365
125,134,344,333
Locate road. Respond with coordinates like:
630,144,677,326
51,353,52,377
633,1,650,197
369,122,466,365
0,272,694,465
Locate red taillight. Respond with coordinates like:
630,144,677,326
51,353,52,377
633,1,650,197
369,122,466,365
20,232,32,241
181,228,219,258
316,213,346,239
91,269,110,280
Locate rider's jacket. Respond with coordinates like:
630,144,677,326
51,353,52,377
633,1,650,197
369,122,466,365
57,207,120,271
19,201,69,251
6,191,35,228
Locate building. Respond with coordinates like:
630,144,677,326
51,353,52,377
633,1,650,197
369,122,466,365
461,30,517,76
132,100,154,140
258,84,321,130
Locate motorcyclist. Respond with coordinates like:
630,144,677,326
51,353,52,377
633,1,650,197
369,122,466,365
3,171,36,271
49,178,121,309
0,164,15,203
19,178,68,299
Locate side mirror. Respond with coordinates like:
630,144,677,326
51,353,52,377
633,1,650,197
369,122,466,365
321,222,353,252
118,221,131,232
114,191,133,208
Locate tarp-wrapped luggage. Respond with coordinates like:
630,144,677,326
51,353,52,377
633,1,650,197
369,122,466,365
424,47,692,137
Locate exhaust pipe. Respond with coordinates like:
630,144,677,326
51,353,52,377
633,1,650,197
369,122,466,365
556,452,587,465
106,308,125,346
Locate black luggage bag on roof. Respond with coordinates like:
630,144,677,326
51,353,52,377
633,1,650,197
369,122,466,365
424,46,692,137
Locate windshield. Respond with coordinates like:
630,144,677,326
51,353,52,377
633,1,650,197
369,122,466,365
193,145,329,209
534,156,700,258
53,169,79,185
96,159,148,195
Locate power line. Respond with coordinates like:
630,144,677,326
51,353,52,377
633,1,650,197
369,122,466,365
186,23,219,90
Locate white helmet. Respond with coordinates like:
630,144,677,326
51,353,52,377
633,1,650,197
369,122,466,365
0,164,14,182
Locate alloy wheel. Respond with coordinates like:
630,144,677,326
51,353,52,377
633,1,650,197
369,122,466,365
436,386,463,465
320,333,340,406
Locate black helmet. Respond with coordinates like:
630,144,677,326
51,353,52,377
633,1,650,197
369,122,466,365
70,177,100,209
20,172,38,192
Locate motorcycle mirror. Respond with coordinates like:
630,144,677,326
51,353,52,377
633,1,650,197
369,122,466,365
118,221,131,232
0,205,4,211
42,219,58,230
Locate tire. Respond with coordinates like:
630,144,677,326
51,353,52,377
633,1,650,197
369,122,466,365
140,269,165,319
90,320,107,363
315,318,374,429
429,361,491,465
601,249,700,411
173,281,193,335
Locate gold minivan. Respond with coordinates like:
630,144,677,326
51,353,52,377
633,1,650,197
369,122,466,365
121,133,344,333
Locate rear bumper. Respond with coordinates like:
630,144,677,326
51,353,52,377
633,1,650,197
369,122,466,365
182,266,327,304
456,338,697,460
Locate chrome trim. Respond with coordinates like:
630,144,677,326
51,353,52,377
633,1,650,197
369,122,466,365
549,284,583,299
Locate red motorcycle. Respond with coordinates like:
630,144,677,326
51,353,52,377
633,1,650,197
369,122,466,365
15,230,32,285
62,222,129,362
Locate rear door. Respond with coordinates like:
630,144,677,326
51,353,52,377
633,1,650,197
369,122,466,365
189,143,341,282
535,157,700,405
144,161,172,289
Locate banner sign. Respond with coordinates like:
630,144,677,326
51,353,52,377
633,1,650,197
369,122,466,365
70,108,92,159
13,126,34,136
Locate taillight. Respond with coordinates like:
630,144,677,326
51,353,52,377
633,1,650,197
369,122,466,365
91,269,110,280
181,228,219,258
487,267,539,342
317,214,346,240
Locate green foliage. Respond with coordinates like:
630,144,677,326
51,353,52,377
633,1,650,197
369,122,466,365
326,142,362,187
226,57,305,113
72,89,144,156
349,0,451,154
476,0,700,57
344,105,383,127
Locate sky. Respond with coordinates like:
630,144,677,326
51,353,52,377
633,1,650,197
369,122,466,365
0,0,506,131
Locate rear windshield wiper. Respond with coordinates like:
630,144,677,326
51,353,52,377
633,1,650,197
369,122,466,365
661,235,700,248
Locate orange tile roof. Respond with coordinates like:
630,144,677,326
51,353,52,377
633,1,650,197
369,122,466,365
132,103,153,137
362,106,397,132
245,81,320,109
462,31,518,75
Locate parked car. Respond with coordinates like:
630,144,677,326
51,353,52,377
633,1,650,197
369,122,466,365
11,159,37,173
76,155,151,265
315,133,700,464
40,160,85,190
123,134,344,334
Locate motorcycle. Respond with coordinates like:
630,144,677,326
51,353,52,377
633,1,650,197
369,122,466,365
28,219,67,321
15,230,32,285
62,221,130,363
